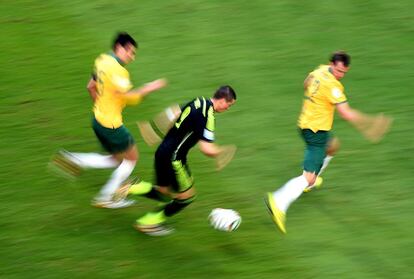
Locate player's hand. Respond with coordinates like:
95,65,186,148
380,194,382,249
216,144,237,171
146,78,167,92
353,113,393,143
362,113,393,143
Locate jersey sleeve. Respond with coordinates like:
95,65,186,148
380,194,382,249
326,86,347,104
199,106,215,142
111,72,132,93
105,63,132,93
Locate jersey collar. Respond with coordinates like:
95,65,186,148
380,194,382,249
109,52,126,66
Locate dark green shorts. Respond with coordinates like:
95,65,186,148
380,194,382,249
92,118,135,154
300,129,330,174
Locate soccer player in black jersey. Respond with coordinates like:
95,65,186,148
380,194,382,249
116,85,237,235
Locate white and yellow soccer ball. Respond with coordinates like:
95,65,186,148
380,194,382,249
209,208,241,232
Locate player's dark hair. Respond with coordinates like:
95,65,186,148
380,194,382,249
330,51,351,67
213,85,237,102
112,32,137,50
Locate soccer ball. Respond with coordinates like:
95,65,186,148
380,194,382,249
208,208,241,232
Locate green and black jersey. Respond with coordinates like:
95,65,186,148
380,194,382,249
157,97,215,161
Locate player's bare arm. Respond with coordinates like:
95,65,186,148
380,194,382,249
86,78,98,102
336,102,392,143
198,140,222,157
198,140,236,170
127,78,167,98
336,102,365,122
303,74,314,89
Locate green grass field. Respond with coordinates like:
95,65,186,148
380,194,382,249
1,1,413,278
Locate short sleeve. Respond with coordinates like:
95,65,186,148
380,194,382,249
111,73,132,93
327,87,347,104
201,106,215,142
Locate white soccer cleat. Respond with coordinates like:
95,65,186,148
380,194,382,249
91,197,136,209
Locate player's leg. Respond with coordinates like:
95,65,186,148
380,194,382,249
92,123,137,208
53,150,120,169
50,118,121,177
304,136,339,192
159,159,196,216
266,129,326,233
115,148,174,202
134,159,195,235
320,136,339,174
265,172,311,234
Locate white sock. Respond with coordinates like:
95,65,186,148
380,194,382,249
97,159,136,200
318,155,333,176
272,175,309,213
67,152,119,169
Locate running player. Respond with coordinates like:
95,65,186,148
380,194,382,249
52,32,166,208
265,51,392,234
116,85,237,235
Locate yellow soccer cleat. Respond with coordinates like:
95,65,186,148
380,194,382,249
264,193,286,234
303,176,323,193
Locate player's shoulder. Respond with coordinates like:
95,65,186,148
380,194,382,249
311,65,329,78
187,96,210,109
95,53,112,64
182,97,212,121
314,65,343,86
95,53,125,71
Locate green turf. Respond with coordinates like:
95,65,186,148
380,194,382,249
1,0,413,278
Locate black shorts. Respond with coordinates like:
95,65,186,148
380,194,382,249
154,148,193,192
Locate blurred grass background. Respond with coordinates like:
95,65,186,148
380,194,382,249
0,0,413,278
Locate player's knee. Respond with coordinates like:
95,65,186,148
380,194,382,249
326,137,340,156
175,187,196,200
124,145,139,161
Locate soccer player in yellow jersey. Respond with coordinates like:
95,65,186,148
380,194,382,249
265,51,392,234
53,32,166,208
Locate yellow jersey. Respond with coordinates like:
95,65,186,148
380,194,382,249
298,65,347,132
93,53,142,128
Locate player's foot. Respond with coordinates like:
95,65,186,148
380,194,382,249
303,176,323,193
91,197,136,209
49,150,81,179
264,192,286,234
112,177,139,201
133,223,174,236
113,178,152,201
134,211,173,236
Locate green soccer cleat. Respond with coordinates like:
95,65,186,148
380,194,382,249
303,176,323,193
114,178,153,201
134,211,173,236
264,193,286,234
